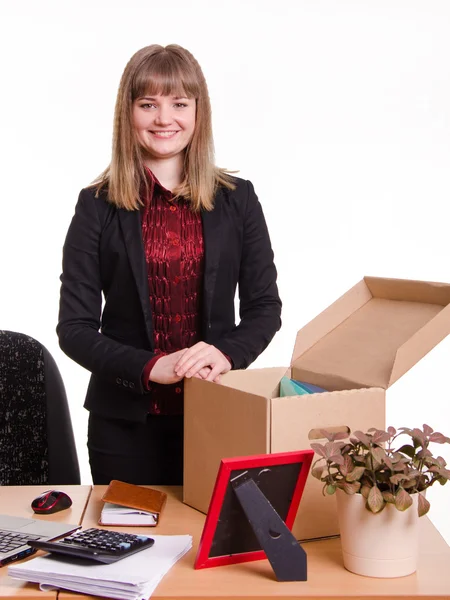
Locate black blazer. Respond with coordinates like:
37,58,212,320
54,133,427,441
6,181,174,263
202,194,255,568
57,177,281,422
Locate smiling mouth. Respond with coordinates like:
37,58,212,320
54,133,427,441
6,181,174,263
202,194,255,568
150,131,179,138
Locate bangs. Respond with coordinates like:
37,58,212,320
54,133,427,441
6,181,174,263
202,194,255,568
132,51,200,100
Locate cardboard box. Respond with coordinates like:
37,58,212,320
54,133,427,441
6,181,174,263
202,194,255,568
183,276,450,541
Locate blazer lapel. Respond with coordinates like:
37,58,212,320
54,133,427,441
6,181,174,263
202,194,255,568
201,189,223,325
118,209,154,343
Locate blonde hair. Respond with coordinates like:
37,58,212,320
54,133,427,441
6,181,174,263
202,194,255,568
94,44,235,211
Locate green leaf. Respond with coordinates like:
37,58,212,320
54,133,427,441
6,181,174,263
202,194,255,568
361,485,371,499
390,473,407,485
423,424,433,436
310,443,327,457
366,453,381,470
398,427,413,434
382,491,396,503
329,454,345,466
402,478,417,490
311,466,324,480
324,442,346,462
397,444,415,458
326,484,336,495
324,442,338,457
387,426,397,436
346,466,365,482
438,467,450,480
417,448,432,459
319,430,349,442
436,456,447,467
367,486,384,513
383,455,393,469
371,498,387,513
394,488,413,512
353,431,372,447
418,493,430,517
429,432,449,444
371,446,386,463
342,481,361,495
340,455,353,476
412,428,426,446
393,461,408,473
401,471,418,481
391,451,408,461
371,429,391,444
319,429,335,442
416,474,428,489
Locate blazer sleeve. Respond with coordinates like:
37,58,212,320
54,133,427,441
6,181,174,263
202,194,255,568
57,188,154,394
213,181,282,369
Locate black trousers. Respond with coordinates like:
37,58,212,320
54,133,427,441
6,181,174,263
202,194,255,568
87,412,184,485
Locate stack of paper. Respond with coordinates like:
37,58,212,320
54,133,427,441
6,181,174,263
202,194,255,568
9,535,192,600
100,502,158,526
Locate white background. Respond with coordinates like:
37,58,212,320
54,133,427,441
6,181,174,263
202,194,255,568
0,0,449,543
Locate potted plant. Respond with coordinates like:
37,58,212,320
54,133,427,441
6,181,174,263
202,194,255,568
311,424,450,578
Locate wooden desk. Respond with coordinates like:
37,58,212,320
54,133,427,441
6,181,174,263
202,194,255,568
0,485,92,599
58,486,450,600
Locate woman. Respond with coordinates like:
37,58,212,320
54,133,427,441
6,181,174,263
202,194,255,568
57,44,281,486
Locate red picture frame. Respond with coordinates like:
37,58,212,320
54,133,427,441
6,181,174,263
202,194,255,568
194,449,314,569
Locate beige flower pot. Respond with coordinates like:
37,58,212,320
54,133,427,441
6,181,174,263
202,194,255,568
336,489,420,578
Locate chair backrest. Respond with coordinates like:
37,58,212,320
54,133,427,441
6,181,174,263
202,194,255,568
0,330,80,485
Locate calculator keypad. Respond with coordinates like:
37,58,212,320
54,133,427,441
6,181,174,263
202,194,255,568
28,527,154,563
60,528,151,554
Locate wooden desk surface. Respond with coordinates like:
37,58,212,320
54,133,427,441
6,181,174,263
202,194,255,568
57,486,450,600
0,485,92,599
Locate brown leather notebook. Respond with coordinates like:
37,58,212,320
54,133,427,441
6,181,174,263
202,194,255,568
99,480,167,526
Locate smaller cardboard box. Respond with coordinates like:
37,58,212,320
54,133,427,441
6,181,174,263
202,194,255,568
184,276,450,541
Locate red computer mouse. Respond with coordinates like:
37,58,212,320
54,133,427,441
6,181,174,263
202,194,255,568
31,490,73,514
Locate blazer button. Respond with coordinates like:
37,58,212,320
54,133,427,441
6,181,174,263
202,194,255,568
123,380,129,387
208,322,212,329
116,377,122,384
129,382,135,389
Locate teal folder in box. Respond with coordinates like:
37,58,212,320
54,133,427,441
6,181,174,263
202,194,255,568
279,376,327,397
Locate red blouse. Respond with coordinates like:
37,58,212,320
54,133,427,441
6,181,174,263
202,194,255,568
141,170,204,415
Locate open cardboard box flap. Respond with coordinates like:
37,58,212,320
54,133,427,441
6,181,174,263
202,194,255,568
290,276,450,391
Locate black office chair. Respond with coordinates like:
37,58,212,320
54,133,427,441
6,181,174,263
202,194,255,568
0,330,80,485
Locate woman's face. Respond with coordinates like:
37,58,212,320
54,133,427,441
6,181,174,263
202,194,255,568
132,93,196,161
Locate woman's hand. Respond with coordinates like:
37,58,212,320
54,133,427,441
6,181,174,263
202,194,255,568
174,342,231,383
148,349,188,384
148,349,213,385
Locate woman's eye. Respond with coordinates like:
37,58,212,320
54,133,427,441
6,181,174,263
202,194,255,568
174,103,188,108
140,103,156,109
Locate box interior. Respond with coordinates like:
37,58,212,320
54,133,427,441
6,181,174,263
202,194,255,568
292,277,450,391
221,277,450,399
292,297,442,390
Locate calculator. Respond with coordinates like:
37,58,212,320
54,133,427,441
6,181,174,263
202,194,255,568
28,527,154,564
